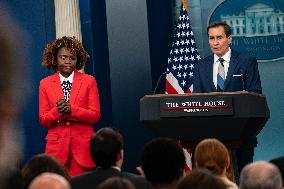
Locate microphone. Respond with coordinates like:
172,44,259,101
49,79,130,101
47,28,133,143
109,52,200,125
233,71,245,91
153,70,170,94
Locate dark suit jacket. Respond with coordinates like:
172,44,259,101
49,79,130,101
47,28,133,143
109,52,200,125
193,50,262,94
71,167,151,189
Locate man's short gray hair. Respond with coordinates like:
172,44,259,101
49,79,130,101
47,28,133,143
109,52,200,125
28,172,70,189
239,161,283,189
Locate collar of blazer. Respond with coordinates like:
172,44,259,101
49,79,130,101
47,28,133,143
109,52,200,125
52,70,83,105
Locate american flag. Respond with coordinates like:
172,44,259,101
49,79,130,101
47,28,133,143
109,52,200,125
166,0,201,94
166,0,201,172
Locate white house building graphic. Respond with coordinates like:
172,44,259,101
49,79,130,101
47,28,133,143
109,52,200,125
220,3,284,37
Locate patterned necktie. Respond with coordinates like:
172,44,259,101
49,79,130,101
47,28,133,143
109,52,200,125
62,80,72,101
217,58,225,92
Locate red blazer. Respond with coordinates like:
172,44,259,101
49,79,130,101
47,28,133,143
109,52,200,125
39,71,100,168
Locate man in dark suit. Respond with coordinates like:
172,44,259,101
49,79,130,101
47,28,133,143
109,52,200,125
193,21,262,175
193,22,262,93
71,127,150,189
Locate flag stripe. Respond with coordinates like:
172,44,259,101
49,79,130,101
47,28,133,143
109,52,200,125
183,148,192,171
166,73,184,94
165,1,201,172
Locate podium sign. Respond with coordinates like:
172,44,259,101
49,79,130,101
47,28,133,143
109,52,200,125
160,95,233,117
140,92,269,144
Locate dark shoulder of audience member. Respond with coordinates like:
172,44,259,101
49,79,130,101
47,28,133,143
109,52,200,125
140,137,185,188
22,154,70,189
72,127,151,189
270,156,284,186
90,127,151,189
98,177,135,189
177,169,227,189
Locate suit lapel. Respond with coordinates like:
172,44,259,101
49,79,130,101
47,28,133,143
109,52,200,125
207,56,216,91
224,51,239,90
69,71,83,105
51,73,64,100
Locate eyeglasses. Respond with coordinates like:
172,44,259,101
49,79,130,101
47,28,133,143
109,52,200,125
58,55,77,61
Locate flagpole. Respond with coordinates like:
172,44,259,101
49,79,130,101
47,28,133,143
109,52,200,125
182,0,188,12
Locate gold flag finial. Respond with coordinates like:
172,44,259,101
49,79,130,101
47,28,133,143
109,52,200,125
182,0,188,12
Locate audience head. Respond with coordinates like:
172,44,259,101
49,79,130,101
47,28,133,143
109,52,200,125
90,127,124,169
22,154,70,189
28,172,70,189
194,138,229,176
98,177,135,189
270,156,284,186
239,161,283,189
139,137,185,186
177,169,227,189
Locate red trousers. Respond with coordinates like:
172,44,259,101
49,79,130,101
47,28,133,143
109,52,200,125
65,148,93,177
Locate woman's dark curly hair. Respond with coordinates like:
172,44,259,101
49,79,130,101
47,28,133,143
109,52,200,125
42,36,89,70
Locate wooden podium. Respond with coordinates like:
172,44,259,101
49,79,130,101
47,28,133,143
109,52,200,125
140,92,270,148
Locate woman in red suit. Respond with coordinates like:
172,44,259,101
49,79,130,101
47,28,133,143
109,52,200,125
39,36,100,177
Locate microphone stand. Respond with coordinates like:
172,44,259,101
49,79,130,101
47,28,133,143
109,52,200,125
153,71,170,94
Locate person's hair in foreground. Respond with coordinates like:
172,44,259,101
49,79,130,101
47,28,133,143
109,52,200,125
0,4,29,189
194,138,235,181
90,127,123,169
139,137,185,187
42,36,89,70
177,169,227,189
239,161,283,189
98,177,135,189
28,172,70,189
22,154,70,189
